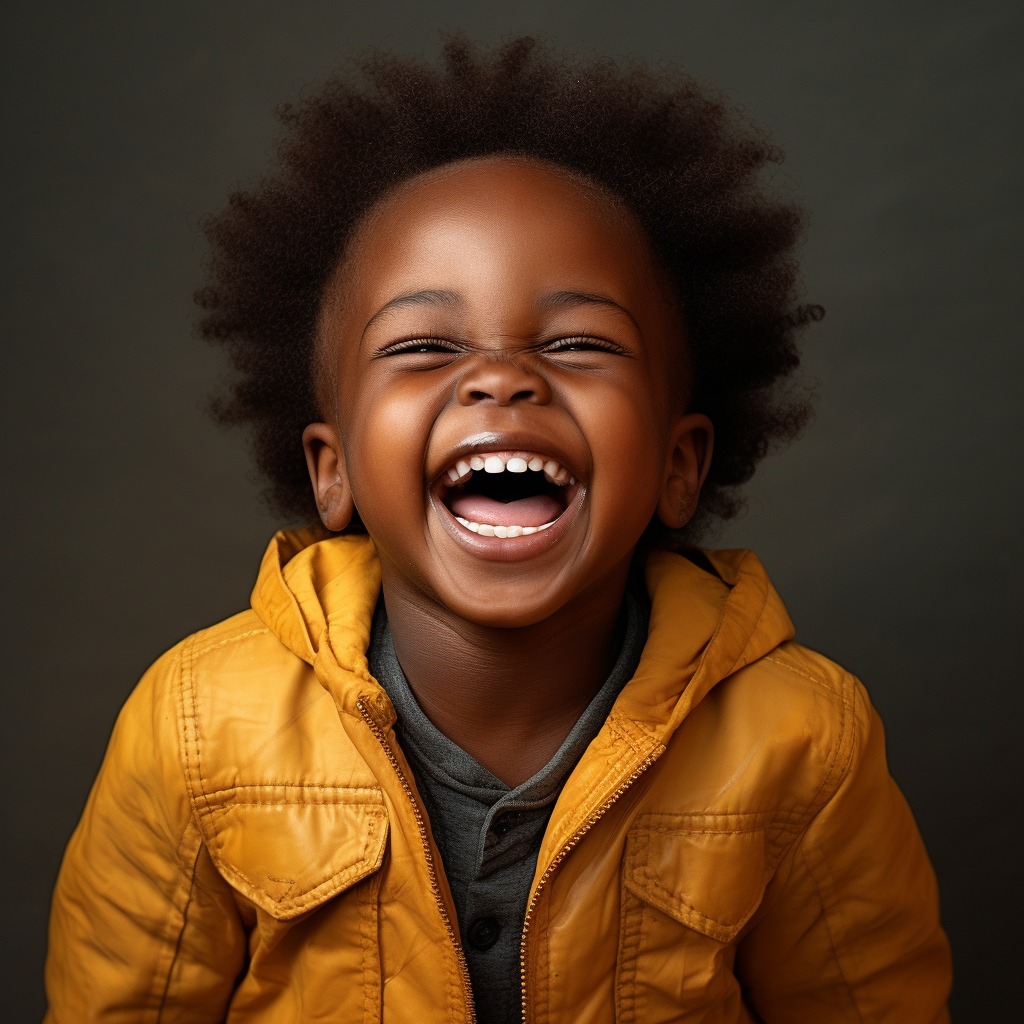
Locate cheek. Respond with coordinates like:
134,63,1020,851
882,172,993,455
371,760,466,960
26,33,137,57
342,379,433,524
576,383,666,522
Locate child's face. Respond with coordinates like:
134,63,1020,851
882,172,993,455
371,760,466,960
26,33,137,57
306,157,711,627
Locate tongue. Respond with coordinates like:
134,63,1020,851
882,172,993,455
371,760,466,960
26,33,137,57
449,492,562,528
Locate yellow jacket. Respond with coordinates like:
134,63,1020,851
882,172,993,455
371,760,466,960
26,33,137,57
45,531,951,1022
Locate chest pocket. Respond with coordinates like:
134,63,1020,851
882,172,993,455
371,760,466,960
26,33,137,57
615,812,773,1024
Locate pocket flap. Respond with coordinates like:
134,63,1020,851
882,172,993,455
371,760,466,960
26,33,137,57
623,812,770,943
199,786,388,920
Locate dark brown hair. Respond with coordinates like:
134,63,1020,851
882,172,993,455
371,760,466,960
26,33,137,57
197,35,820,539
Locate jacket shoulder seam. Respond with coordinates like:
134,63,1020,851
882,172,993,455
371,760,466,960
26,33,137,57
797,667,858,834
178,626,280,838
760,651,859,803
760,651,848,702
747,656,859,868
191,625,270,660
177,633,217,845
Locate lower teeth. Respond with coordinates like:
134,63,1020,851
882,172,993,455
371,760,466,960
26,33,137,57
455,516,555,537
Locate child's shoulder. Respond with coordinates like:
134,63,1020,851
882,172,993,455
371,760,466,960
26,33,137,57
722,637,867,768
672,635,880,829
134,607,305,705
688,547,866,742
183,606,275,658
751,639,860,715
133,605,350,775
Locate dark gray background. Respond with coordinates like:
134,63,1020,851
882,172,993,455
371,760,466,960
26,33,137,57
2,1,1020,1018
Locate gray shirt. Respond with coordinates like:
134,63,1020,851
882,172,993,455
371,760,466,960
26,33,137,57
367,593,648,1024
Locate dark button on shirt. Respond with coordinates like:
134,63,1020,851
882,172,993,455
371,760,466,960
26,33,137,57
368,592,648,1024
468,916,502,951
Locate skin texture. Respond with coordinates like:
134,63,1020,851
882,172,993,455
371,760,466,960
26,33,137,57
303,157,712,786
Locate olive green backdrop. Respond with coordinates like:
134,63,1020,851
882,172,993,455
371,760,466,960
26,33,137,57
3,1,1020,1018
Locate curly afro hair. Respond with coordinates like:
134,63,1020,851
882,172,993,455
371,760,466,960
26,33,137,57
197,35,820,540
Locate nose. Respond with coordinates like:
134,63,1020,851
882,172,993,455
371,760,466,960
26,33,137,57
456,353,552,407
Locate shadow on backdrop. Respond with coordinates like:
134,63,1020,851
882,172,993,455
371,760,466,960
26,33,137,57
2,1,1020,1018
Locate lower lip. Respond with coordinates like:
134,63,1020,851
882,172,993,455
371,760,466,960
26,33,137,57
430,488,584,562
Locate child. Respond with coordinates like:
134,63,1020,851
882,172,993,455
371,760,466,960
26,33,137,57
44,37,951,1023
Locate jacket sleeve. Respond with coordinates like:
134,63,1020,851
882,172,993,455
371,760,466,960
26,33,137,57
736,677,952,1024
44,645,248,1023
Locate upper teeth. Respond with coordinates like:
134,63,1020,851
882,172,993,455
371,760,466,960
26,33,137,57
444,452,575,487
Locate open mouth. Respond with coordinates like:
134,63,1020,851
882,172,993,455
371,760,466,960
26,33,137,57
435,452,580,539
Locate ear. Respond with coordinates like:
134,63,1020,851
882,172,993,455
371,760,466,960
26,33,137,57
656,413,714,531
302,422,355,532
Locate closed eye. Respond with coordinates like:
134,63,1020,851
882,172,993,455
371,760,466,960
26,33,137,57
376,337,462,357
541,336,628,355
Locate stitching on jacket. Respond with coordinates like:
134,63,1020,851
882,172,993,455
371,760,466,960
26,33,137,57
633,820,802,837
265,876,296,899
759,668,856,891
204,798,380,810
547,730,653,849
358,873,382,1024
155,832,203,1022
169,648,205,879
792,680,866,1020
797,834,864,1021
748,659,857,839
185,635,218,846
762,651,845,700
633,808,807,832
192,626,269,659
196,784,384,810
798,670,857,832
359,876,372,1024
607,713,655,756
615,843,645,1022
550,742,631,843
176,637,212,851
640,809,805,820
201,783,382,794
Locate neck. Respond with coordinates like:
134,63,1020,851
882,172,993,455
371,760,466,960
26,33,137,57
379,557,632,788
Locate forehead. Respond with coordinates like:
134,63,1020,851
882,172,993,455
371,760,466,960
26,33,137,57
335,156,669,315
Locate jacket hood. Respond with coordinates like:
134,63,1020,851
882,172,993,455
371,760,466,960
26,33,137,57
251,528,795,744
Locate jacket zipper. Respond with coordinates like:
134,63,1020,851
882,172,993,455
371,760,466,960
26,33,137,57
518,750,659,1024
357,698,477,1024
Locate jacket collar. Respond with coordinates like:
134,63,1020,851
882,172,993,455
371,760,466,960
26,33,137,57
251,529,794,741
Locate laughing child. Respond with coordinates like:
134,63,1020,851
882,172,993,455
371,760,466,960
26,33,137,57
45,37,951,1023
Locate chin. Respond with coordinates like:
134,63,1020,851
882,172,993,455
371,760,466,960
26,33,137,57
433,577,580,630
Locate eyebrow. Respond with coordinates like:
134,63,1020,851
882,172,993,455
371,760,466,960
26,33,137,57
538,290,641,333
361,289,461,339
360,287,640,339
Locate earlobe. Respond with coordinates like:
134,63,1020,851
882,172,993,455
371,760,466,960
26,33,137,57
656,414,714,531
301,423,355,532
